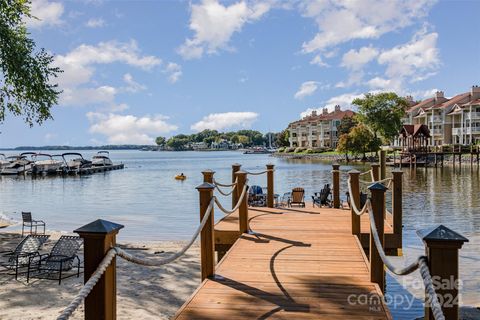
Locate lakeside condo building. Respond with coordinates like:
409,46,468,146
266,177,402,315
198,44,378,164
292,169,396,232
403,86,480,146
287,105,355,149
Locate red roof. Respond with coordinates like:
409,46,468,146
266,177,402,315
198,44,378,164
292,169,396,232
461,98,480,106
400,124,431,137
428,92,470,110
289,109,355,126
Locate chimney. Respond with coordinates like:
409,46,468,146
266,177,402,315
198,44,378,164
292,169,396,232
311,110,317,117
435,91,444,100
334,105,341,112
405,95,413,102
471,85,480,100
322,108,328,115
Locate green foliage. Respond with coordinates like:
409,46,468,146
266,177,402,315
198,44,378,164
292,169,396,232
337,124,382,159
294,147,306,153
166,136,189,150
336,134,354,161
277,147,285,153
0,0,62,126
337,115,358,136
275,129,290,147
352,92,408,143
155,136,166,146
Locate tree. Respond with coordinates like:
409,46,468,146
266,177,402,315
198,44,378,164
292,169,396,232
352,92,408,144
336,134,353,162
275,129,290,147
0,0,61,126
155,136,166,146
337,115,357,136
166,135,189,150
349,125,381,160
237,135,250,145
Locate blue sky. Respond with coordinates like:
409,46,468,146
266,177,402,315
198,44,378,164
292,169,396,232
1,0,479,147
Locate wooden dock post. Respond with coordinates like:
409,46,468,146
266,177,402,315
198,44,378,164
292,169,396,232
196,183,215,281
392,169,403,250
231,163,241,208
75,219,124,320
266,164,274,208
418,226,468,320
371,163,380,181
348,170,361,236
368,183,386,293
235,171,249,233
202,169,215,183
380,150,386,180
332,163,340,208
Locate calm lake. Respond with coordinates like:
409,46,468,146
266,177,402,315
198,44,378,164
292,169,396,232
0,150,478,318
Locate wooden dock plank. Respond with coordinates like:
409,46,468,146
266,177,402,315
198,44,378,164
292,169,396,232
175,205,393,319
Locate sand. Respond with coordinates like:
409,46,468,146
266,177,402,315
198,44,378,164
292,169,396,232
0,231,200,320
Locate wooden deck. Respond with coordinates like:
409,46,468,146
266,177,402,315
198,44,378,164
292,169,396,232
174,205,393,319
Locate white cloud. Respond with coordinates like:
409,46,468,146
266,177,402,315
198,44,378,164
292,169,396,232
85,18,106,28
87,113,178,144
178,0,272,59
55,40,161,106
341,46,379,70
123,73,146,93
300,0,435,54
191,112,258,132
300,92,365,117
44,133,57,142
163,63,182,83
26,0,64,28
377,30,439,79
310,55,328,67
294,81,318,100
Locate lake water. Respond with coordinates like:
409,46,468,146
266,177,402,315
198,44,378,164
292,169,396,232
0,150,478,318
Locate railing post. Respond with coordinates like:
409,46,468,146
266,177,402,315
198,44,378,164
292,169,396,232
202,169,215,183
418,226,468,320
235,171,249,233
368,183,387,293
332,163,340,208
371,163,380,181
196,183,215,281
392,169,403,248
266,164,274,208
348,170,361,236
75,219,124,320
232,163,241,208
380,150,387,180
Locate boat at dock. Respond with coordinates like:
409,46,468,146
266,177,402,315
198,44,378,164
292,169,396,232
0,154,10,170
60,153,92,174
243,147,273,154
92,151,113,166
31,153,64,175
0,153,35,175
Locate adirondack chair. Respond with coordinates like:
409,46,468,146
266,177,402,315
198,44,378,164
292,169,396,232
288,187,305,207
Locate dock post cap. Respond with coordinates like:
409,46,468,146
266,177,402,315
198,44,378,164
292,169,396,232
266,163,275,168
196,182,215,190
74,219,124,234
235,170,247,175
332,163,340,169
371,163,380,167
417,225,469,246
392,168,403,173
348,169,361,174
232,163,242,167
202,169,215,173
367,182,388,192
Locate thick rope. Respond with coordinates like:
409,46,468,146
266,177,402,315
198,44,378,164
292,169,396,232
213,178,238,188
419,257,446,320
57,249,117,320
359,169,372,177
214,183,237,196
244,170,270,175
57,198,215,320
366,201,445,320
347,177,370,216
214,183,248,214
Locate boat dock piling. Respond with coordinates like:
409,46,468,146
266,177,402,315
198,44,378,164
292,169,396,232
61,162,468,320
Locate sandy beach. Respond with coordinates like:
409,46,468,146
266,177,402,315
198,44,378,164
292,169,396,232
0,231,200,320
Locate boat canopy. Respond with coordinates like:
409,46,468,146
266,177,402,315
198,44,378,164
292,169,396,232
97,150,110,155
61,152,84,159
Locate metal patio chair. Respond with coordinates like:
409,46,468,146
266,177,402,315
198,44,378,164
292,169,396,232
28,235,83,284
0,234,50,279
21,212,46,236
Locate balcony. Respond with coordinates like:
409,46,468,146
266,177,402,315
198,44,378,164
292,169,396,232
431,128,442,135
431,115,442,123
466,112,480,120
452,128,463,135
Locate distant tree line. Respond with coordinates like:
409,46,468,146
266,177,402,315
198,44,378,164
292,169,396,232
156,129,290,151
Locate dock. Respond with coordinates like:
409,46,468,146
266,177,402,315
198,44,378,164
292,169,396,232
77,163,124,175
175,204,393,319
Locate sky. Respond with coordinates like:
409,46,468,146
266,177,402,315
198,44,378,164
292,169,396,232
1,0,479,147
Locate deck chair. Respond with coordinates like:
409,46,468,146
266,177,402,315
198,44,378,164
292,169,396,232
21,212,46,236
28,235,83,284
312,185,332,208
248,185,266,207
346,191,368,209
288,188,305,207
0,234,50,279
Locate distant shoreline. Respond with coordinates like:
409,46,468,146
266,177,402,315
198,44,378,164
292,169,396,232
0,145,155,151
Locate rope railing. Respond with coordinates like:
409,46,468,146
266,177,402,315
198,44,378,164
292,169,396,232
214,183,237,196
57,197,216,320
213,182,248,215
213,177,238,188
244,169,271,175
346,176,445,320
